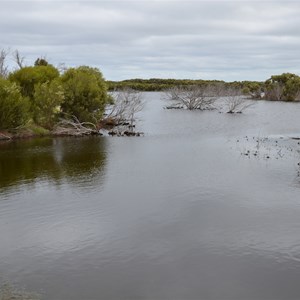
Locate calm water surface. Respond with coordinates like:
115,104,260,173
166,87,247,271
1,93,300,299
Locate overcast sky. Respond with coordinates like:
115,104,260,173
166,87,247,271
1,0,300,81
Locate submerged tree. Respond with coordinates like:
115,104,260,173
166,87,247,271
265,73,300,101
107,88,144,130
164,84,221,110
223,87,255,113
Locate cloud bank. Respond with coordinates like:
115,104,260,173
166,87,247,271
1,0,300,81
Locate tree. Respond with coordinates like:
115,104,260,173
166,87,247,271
0,49,9,78
108,88,144,128
0,78,29,129
265,73,300,101
60,66,110,123
33,80,65,129
242,82,263,99
223,87,255,113
284,75,300,101
13,50,25,69
164,84,220,110
9,64,59,99
34,57,49,66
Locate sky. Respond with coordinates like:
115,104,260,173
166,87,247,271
1,0,300,82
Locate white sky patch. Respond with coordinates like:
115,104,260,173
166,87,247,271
0,0,300,81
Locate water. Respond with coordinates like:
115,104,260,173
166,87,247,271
1,93,300,299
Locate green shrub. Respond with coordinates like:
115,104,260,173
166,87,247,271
33,80,65,129
0,79,30,129
9,65,59,99
265,73,300,101
60,66,110,122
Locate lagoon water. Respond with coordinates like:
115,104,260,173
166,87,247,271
1,93,300,299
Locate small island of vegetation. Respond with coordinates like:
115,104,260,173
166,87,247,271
0,50,146,139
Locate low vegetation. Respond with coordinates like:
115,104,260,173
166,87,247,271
108,75,300,103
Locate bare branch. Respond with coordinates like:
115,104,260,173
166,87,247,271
107,88,144,127
164,84,220,110
53,115,98,136
0,49,9,78
223,87,255,113
13,50,25,69
57,62,68,74
0,132,12,140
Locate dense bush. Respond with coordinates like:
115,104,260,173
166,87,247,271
9,65,59,99
33,80,65,128
0,79,29,129
60,66,110,122
265,73,300,101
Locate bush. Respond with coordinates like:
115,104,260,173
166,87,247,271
0,79,30,129
32,80,65,129
9,65,59,99
60,66,110,122
265,73,300,101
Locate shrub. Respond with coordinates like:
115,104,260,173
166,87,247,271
0,79,30,129
9,65,59,99
60,66,110,122
265,73,300,101
33,80,65,129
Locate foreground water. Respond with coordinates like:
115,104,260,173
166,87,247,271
1,93,300,299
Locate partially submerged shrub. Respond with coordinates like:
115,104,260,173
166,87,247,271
265,73,300,101
164,84,220,110
223,87,255,113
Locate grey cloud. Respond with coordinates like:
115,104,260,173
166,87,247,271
1,1,300,81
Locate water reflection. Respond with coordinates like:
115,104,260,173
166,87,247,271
0,137,107,192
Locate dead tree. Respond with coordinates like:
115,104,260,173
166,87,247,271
164,84,220,110
54,115,98,136
13,50,25,69
57,62,68,74
265,83,284,101
106,88,144,130
0,49,9,78
224,87,255,113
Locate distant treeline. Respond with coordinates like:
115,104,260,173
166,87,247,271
108,74,300,102
107,78,264,95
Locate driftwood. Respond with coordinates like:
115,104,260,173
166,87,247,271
0,132,11,140
53,116,99,136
